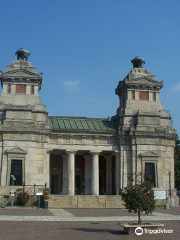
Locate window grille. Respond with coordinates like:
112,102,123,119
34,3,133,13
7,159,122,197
10,160,23,186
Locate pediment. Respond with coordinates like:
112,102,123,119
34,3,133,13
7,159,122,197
140,151,159,157
125,76,163,86
3,69,41,79
6,147,27,154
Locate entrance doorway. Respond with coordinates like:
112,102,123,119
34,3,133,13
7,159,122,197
75,155,85,195
50,153,63,194
51,173,60,194
75,173,82,194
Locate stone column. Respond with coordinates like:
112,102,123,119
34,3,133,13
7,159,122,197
91,152,100,195
115,151,120,194
67,151,75,195
0,153,8,186
149,92,153,101
135,91,139,100
105,154,112,195
34,85,39,96
46,150,52,188
62,154,68,194
2,84,7,94
156,92,160,101
11,84,16,94
84,155,91,195
26,85,31,95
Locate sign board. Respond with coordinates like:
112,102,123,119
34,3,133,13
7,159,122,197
154,190,166,200
36,192,43,196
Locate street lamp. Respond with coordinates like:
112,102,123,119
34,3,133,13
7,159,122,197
168,170,172,197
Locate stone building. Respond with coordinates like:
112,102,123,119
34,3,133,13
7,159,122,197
0,54,178,207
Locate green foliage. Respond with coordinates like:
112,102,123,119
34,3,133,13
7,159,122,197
175,139,180,190
122,173,155,224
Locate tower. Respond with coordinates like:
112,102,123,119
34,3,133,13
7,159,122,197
0,49,49,187
115,57,177,205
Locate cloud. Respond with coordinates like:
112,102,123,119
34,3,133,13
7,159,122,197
63,80,79,89
170,83,180,93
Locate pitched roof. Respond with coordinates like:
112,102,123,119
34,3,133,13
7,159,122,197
49,116,117,133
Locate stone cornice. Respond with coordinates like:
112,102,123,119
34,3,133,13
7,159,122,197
6,147,28,155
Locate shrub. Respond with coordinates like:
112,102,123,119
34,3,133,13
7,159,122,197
17,192,29,205
3,195,9,199
122,172,155,224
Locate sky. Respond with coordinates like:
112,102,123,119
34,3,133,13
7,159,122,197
0,0,180,136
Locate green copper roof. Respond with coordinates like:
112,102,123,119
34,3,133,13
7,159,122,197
49,117,117,132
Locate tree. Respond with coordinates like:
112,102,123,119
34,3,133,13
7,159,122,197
122,173,155,225
175,138,180,190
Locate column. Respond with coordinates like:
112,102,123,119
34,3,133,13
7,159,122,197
84,155,91,195
105,154,112,195
2,84,7,94
149,92,153,101
91,152,100,195
120,146,124,189
34,85,39,96
46,150,52,188
26,85,31,95
11,84,16,94
0,153,8,186
115,151,120,194
135,91,139,100
62,154,68,194
67,151,75,195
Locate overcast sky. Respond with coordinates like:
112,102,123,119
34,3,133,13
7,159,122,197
0,0,179,136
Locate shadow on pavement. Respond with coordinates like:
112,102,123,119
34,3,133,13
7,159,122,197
70,227,127,235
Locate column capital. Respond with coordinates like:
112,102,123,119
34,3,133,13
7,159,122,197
113,151,120,157
104,154,113,160
66,150,76,155
61,153,68,160
90,150,101,156
83,155,92,161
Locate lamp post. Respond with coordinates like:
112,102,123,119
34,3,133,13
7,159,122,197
168,170,173,207
168,170,172,197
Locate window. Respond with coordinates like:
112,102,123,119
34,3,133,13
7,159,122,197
16,84,26,94
121,93,126,107
7,84,11,94
132,90,135,100
145,162,156,187
31,85,34,95
10,160,23,186
153,92,156,101
139,91,149,100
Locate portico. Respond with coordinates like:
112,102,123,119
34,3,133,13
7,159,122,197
49,150,118,196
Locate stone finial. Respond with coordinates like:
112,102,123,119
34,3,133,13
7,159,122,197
131,56,145,68
15,48,31,61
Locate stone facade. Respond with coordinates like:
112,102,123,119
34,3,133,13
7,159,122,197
0,56,178,206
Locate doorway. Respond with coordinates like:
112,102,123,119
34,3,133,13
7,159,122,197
51,173,60,194
50,153,63,194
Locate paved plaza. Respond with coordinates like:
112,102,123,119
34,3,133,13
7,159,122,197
0,207,179,239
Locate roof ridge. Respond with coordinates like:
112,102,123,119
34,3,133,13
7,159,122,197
48,116,111,120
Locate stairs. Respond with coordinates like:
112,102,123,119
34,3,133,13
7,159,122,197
48,195,124,208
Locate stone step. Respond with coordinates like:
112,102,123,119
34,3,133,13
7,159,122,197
49,195,124,208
